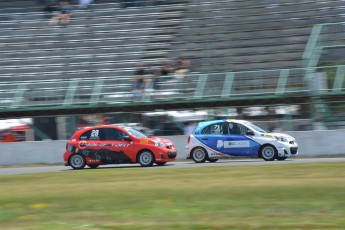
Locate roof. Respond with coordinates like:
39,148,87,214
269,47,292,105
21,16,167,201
197,119,250,128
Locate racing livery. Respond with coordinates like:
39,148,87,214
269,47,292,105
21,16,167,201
186,119,298,162
64,125,177,169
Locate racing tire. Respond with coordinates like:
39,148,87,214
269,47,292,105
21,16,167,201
208,159,219,163
69,154,86,170
191,147,208,163
138,150,155,167
260,145,277,161
277,157,287,161
87,164,99,169
155,162,167,166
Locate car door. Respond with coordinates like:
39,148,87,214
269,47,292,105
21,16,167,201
104,128,133,163
221,122,260,156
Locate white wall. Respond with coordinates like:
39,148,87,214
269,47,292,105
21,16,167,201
1,130,345,165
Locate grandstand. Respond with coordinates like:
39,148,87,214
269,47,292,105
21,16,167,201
1,0,345,82
1,0,345,132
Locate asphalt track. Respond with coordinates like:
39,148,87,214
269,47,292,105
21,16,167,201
1,157,345,176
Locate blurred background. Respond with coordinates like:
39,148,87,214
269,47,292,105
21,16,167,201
1,0,345,142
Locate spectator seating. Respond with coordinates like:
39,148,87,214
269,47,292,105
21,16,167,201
0,0,188,82
0,0,345,83
170,0,345,73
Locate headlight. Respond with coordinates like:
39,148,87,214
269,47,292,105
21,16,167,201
280,137,288,142
154,141,165,147
274,136,288,142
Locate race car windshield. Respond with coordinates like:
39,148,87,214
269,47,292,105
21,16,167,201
245,122,269,133
125,128,148,138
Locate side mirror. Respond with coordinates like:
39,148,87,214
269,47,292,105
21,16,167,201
123,135,132,141
246,130,254,136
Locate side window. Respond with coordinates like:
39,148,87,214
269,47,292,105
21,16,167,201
202,123,225,135
105,128,127,141
228,123,250,135
239,124,251,135
79,129,105,140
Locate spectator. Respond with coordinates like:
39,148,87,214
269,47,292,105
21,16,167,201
132,63,147,101
174,57,191,79
151,67,162,90
143,76,155,101
49,0,73,26
160,60,173,76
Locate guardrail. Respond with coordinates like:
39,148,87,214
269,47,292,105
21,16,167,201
0,65,345,115
1,131,345,166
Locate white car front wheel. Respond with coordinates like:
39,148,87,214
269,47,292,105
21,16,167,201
260,145,277,161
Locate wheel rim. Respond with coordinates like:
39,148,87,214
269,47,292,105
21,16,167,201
71,155,84,168
140,152,153,165
193,148,206,161
262,146,275,159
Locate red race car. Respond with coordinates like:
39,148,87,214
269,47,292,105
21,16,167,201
64,125,177,169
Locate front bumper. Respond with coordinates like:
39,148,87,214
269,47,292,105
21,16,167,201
168,151,177,159
155,150,177,162
277,143,299,157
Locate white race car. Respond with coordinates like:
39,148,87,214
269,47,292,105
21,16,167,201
186,119,298,162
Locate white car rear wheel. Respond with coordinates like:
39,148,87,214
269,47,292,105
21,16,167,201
191,147,208,163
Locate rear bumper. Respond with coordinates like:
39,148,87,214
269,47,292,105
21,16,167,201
63,151,72,166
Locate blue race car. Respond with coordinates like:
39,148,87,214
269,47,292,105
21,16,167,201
186,119,298,162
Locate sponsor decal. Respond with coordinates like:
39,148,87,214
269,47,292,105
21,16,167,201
78,141,87,149
140,140,149,144
217,140,224,148
217,140,250,148
88,159,100,163
82,149,132,164
78,141,131,149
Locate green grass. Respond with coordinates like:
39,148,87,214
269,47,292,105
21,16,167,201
1,162,345,230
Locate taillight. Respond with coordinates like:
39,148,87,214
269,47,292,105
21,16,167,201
187,135,191,144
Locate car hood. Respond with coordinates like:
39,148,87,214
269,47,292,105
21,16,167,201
138,137,174,146
268,132,295,141
151,137,175,145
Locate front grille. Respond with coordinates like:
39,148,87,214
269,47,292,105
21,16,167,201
290,147,298,154
168,151,177,159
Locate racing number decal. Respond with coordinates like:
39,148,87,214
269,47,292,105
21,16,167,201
91,130,99,138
